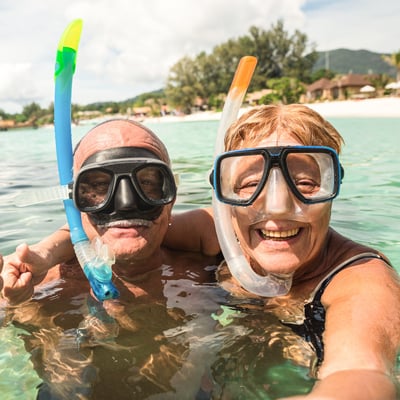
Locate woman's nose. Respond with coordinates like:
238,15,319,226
255,167,296,215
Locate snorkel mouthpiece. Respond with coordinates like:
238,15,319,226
213,56,293,297
74,240,119,299
54,19,119,301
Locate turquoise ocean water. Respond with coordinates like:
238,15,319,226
0,117,399,265
0,116,399,398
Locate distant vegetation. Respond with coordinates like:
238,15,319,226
1,20,399,129
164,20,317,113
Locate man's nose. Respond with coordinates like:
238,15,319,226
113,177,139,211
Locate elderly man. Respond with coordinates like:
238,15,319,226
2,119,218,301
1,119,220,399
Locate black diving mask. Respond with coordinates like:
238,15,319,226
73,147,176,215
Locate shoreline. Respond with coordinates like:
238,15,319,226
14,97,400,131
142,97,400,125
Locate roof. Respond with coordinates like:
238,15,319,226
307,78,331,92
307,74,377,93
329,74,371,89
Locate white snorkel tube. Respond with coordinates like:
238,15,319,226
212,56,292,297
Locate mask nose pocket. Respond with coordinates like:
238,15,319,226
262,167,294,214
113,177,139,211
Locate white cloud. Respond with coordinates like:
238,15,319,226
0,0,399,113
301,0,400,52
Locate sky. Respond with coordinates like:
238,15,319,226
1,0,400,113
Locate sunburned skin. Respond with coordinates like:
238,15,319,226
71,121,175,271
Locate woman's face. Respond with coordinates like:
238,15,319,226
231,131,332,276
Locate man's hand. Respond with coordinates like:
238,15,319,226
1,243,51,304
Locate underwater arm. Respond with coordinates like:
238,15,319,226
163,208,220,256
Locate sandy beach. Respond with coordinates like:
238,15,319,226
305,97,400,118
143,97,400,124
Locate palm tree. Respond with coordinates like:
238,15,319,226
382,51,400,81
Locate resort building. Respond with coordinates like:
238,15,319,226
306,73,376,101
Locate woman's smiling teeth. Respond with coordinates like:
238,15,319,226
259,228,300,240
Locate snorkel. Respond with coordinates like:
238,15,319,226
212,56,293,297
54,19,119,301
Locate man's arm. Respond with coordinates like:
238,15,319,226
163,208,220,256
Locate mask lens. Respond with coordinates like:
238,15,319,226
75,169,114,211
134,165,176,204
285,151,336,202
218,153,266,205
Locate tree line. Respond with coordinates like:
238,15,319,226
165,20,319,113
2,20,400,126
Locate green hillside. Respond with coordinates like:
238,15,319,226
314,49,396,77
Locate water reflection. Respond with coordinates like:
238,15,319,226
0,118,399,398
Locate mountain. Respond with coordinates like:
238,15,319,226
314,49,397,77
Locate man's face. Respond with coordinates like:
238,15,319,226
73,121,175,264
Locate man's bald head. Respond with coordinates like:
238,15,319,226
74,119,170,172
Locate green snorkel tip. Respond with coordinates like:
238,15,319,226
54,19,83,78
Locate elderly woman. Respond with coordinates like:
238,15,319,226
168,104,400,399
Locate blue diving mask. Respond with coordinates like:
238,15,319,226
211,145,344,206
74,147,176,222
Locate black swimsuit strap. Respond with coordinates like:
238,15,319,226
284,252,388,366
310,252,386,305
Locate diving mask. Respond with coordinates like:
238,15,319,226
211,145,343,206
74,147,177,214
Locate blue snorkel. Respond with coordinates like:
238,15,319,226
54,19,119,301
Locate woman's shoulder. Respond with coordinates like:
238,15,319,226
322,231,398,305
327,228,391,266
